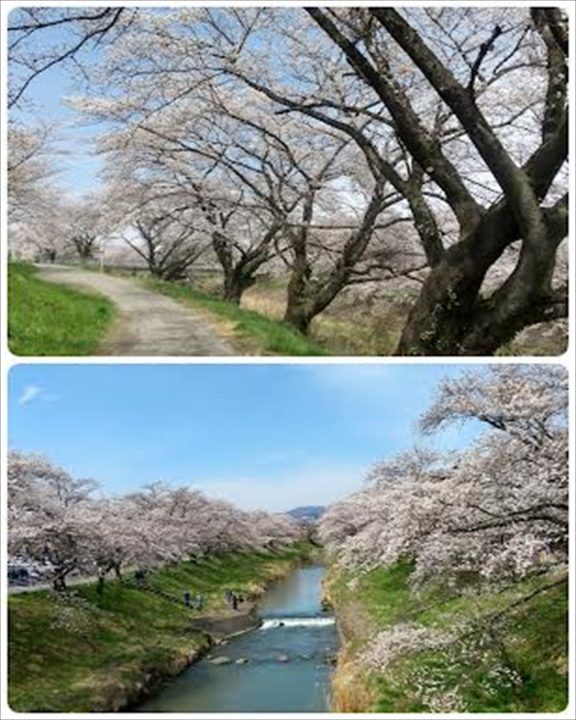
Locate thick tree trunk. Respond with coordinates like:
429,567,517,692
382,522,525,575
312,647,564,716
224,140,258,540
396,246,488,355
396,214,563,356
213,231,262,305
78,246,93,260
222,272,248,305
52,573,67,592
283,264,314,334
283,304,313,334
284,275,358,336
223,269,258,304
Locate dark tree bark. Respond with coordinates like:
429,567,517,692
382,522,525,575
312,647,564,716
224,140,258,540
211,227,279,305
52,574,67,592
222,266,256,304
52,566,73,592
283,180,389,334
71,233,98,260
161,166,282,306
126,216,205,281
8,7,128,108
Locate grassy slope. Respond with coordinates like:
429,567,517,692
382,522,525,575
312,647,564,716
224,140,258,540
327,563,568,713
143,278,326,356
243,279,414,356
8,263,115,356
9,545,311,712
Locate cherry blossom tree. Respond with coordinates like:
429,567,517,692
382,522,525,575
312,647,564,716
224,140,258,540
8,452,101,590
183,6,567,351
247,510,302,551
9,188,111,264
59,196,110,261
290,8,569,354
319,366,568,587
319,365,567,709
9,6,568,353
50,7,400,322
109,188,210,281
7,124,113,264
89,114,282,300
7,6,131,108
8,194,68,262
7,121,60,235
8,454,302,591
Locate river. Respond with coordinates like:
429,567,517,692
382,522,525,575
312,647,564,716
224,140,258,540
137,565,338,712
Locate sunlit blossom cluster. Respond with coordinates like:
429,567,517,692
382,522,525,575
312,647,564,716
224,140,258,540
319,366,568,586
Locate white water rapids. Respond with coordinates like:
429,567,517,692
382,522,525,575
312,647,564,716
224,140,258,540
260,617,335,630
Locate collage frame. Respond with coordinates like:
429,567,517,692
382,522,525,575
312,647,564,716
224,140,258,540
1,1,574,719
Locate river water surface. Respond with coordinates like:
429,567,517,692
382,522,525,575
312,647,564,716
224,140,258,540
137,565,338,712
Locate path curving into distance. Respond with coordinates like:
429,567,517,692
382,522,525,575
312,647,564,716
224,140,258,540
35,265,235,356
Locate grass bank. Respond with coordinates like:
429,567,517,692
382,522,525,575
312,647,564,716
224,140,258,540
9,543,313,712
242,279,412,356
325,562,568,713
8,263,115,355
143,278,325,356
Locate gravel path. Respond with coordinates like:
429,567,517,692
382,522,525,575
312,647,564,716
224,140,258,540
36,265,235,356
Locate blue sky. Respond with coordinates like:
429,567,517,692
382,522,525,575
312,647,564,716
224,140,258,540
9,13,106,197
9,364,483,511
12,65,105,197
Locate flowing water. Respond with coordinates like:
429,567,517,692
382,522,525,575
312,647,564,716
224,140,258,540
137,565,338,712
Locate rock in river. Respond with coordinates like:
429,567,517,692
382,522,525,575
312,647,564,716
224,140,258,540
276,654,290,663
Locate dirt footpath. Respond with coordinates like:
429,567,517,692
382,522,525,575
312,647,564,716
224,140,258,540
36,265,235,356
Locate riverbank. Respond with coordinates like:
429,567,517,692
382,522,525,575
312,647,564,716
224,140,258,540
325,562,568,713
8,543,314,712
138,564,338,713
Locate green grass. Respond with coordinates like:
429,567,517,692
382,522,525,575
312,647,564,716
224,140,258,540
143,278,326,356
329,563,568,713
8,544,312,712
8,263,115,355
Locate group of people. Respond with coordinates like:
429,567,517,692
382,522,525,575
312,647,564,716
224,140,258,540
224,588,245,611
183,591,205,610
133,568,244,613
181,588,246,611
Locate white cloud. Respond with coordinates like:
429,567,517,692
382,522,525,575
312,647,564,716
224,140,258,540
193,462,366,513
18,385,42,406
17,385,59,406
